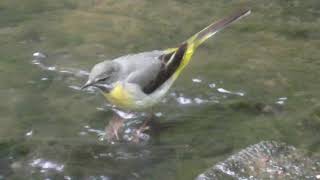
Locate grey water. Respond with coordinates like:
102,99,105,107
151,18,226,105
0,0,320,179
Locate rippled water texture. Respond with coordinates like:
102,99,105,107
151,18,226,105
0,0,320,179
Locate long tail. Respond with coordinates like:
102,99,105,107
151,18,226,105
187,8,251,49
160,8,251,88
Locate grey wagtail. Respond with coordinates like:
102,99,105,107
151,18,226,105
81,9,251,111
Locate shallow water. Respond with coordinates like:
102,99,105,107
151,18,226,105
0,0,320,179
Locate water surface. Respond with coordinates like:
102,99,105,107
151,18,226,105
0,0,320,179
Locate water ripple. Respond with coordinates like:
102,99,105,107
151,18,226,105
30,158,64,173
192,78,202,83
217,88,245,97
276,97,288,105
32,52,95,94
177,96,192,105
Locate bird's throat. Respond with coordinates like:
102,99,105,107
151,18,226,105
103,83,134,109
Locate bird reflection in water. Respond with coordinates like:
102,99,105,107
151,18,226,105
103,111,159,144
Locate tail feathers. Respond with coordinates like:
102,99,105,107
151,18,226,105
187,8,251,48
160,8,251,86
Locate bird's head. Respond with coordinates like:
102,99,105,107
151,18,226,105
81,61,118,92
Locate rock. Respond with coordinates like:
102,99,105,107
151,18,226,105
196,141,320,180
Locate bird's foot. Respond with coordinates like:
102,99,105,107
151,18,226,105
103,113,155,144
104,116,125,143
127,131,150,144
132,124,151,143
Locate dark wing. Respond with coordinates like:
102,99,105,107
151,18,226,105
142,43,188,94
125,43,188,95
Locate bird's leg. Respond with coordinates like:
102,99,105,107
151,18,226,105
131,111,154,143
105,114,125,141
137,112,154,133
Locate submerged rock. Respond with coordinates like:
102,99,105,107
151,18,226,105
196,141,320,180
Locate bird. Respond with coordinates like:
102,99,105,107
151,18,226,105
81,8,251,111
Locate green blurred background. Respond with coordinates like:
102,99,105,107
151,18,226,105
0,0,319,179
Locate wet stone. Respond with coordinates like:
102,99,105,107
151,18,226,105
196,141,320,180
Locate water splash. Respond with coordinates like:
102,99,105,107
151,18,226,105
25,130,33,137
68,85,81,91
208,83,216,88
217,88,245,97
194,97,208,104
192,78,202,83
85,127,106,142
276,97,288,105
33,52,47,59
31,51,90,93
64,176,72,180
177,96,192,105
30,158,64,173
154,112,163,117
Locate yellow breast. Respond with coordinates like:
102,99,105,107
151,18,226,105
103,83,135,109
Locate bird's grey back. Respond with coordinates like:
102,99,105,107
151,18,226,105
112,50,165,90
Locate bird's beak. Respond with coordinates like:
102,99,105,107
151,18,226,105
93,83,113,93
81,80,113,92
81,80,94,90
